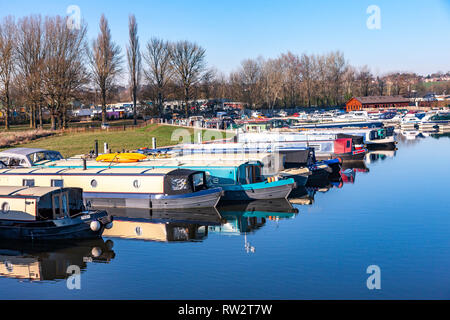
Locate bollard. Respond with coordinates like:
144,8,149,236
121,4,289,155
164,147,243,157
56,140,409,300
152,137,157,149
104,143,108,154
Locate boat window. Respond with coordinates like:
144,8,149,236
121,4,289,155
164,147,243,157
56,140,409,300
61,193,69,217
246,166,254,184
22,179,35,187
9,157,22,167
37,194,53,220
51,179,64,187
1,202,10,214
192,172,206,192
53,194,62,219
68,188,84,217
347,141,351,148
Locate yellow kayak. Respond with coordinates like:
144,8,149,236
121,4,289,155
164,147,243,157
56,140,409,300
96,153,147,163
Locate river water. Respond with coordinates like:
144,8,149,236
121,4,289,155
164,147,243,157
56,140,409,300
1,132,449,299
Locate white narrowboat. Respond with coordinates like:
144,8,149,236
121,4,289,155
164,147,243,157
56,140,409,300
0,167,222,209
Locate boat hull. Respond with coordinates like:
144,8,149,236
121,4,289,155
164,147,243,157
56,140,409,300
84,187,223,210
0,211,111,241
220,179,295,201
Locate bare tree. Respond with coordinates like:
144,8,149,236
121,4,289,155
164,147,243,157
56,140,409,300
88,14,122,125
143,37,172,115
356,65,373,96
127,14,140,125
0,16,16,130
280,52,301,107
42,16,88,130
170,41,206,117
239,58,261,109
299,54,316,107
16,15,45,128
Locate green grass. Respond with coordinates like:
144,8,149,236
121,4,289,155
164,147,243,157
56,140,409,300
422,80,450,88
9,124,235,157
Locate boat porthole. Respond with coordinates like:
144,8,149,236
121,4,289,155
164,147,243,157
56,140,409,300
133,180,140,189
135,226,142,236
1,202,9,214
90,179,98,188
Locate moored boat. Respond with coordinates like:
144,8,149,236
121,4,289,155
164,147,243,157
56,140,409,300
0,167,223,209
0,186,113,240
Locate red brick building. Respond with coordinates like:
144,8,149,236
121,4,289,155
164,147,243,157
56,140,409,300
346,96,410,112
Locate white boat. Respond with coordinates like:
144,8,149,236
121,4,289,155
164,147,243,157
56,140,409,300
332,111,370,122
0,167,223,210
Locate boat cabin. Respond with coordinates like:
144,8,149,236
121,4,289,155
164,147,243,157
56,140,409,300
0,186,85,222
0,148,63,167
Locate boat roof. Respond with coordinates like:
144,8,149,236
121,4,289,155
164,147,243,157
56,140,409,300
0,147,60,156
0,186,65,197
0,167,178,175
44,153,273,168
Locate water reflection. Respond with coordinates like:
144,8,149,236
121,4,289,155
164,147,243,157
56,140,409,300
212,199,298,235
0,239,115,282
102,208,223,242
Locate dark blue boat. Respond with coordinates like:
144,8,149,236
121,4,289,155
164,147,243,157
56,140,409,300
0,186,113,240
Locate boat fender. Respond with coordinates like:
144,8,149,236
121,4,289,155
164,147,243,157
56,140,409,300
91,247,102,257
90,220,101,232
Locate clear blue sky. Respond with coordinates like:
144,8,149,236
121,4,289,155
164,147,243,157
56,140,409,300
1,0,449,76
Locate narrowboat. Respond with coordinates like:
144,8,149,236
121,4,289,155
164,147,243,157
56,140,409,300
303,128,397,150
0,148,294,202
38,152,296,202
0,239,115,281
234,132,367,160
101,207,222,242
0,167,223,209
0,186,113,240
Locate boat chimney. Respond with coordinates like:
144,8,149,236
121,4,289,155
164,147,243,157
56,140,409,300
94,140,98,157
83,158,87,170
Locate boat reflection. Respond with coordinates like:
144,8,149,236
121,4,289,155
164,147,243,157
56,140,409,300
102,207,223,242
365,150,396,164
212,199,298,235
0,239,115,282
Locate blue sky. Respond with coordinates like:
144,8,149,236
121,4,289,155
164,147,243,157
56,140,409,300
1,0,449,75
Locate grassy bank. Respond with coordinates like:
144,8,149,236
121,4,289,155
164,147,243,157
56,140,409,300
5,124,234,157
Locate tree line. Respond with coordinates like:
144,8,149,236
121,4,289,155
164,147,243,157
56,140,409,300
0,14,448,130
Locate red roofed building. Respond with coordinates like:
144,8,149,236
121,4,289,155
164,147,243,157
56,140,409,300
346,96,410,112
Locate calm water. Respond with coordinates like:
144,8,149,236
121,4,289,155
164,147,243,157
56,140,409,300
1,132,449,299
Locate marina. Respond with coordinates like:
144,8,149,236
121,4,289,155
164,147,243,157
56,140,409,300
0,0,449,304
0,132,449,298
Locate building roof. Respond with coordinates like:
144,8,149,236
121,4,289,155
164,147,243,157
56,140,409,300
351,96,410,104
